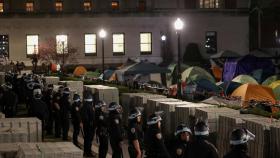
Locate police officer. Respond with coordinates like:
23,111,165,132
71,93,82,147
43,84,54,135
2,82,18,117
59,87,71,140
108,102,124,158
223,128,255,158
53,85,64,138
187,120,219,158
95,100,109,158
172,124,192,158
81,93,96,157
30,88,49,140
128,107,144,158
144,112,171,158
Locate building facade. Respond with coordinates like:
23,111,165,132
0,0,249,65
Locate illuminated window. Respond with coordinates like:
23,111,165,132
113,33,124,54
0,35,9,57
200,0,219,8
0,3,3,13
55,2,63,12
84,2,92,11
111,1,119,10
205,31,217,54
85,34,96,54
56,35,68,54
27,35,39,55
140,33,152,54
26,2,34,12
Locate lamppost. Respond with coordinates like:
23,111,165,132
62,41,65,76
99,29,107,84
161,35,167,86
174,18,184,99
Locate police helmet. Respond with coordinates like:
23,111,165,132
84,93,93,102
47,84,54,90
147,112,162,125
63,87,70,95
230,128,255,145
194,120,209,136
33,88,42,99
108,102,121,111
175,124,192,136
128,107,142,120
58,85,64,93
3,82,13,90
73,93,81,102
95,100,106,108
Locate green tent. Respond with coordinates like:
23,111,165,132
181,66,215,83
167,63,189,84
232,75,258,85
262,75,280,86
269,80,280,100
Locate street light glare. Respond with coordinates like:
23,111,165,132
161,35,166,41
174,18,184,31
99,29,107,38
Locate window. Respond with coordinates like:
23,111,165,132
200,0,219,8
111,1,119,10
26,2,34,12
0,3,3,13
27,35,39,55
140,33,152,54
0,35,9,57
56,35,68,54
113,33,124,54
84,2,92,11
85,34,96,55
138,0,146,11
55,2,63,12
205,31,217,54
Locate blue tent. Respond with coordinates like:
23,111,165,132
218,81,242,96
188,79,222,93
103,69,115,80
223,55,275,82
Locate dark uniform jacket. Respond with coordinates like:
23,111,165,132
71,101,81,125
128,122,144,148
108,113,123,143
30,98,49,121
172,138,189,158
187,137,219,158
81,102,95,127
223,149,250,158
95,109,108,136
144,127,171,158
59,95,71,120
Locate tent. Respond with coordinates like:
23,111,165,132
231,84,276,107
73,66,87,77
181,66,215,83
103,69,115,80
210,50,242,59
232,75,259,85
211,65,223,81
223,55,275,82
167,63,189,85
262,75,280,86
268,80,280,100
250,69,271,84
202,96,241,106
218,81,242,96
186,79,222,93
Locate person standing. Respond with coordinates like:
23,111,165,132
95,100,109,158
172,124,192,158
71,93,82,147
53,86,64,138
144,112,171,158
81,93,96,157
59,87,71,140
2,82,18,117
127,107,144,158
108,102,124,158
223,128,255,158
187,121,219,158
43,84,54,135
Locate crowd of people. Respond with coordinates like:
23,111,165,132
0,72,255,158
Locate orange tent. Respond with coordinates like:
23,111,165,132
211,66,222,81
231,84,276,107
73,66,87,77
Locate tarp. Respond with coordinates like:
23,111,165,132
232,75,259,85
202,96,241,106
231,84,276,107
73,66,87,77
223,55,275,82
268,80,280,100
211,50,242,58
181,66,215,83
218,81,242,96
262,75,280,86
